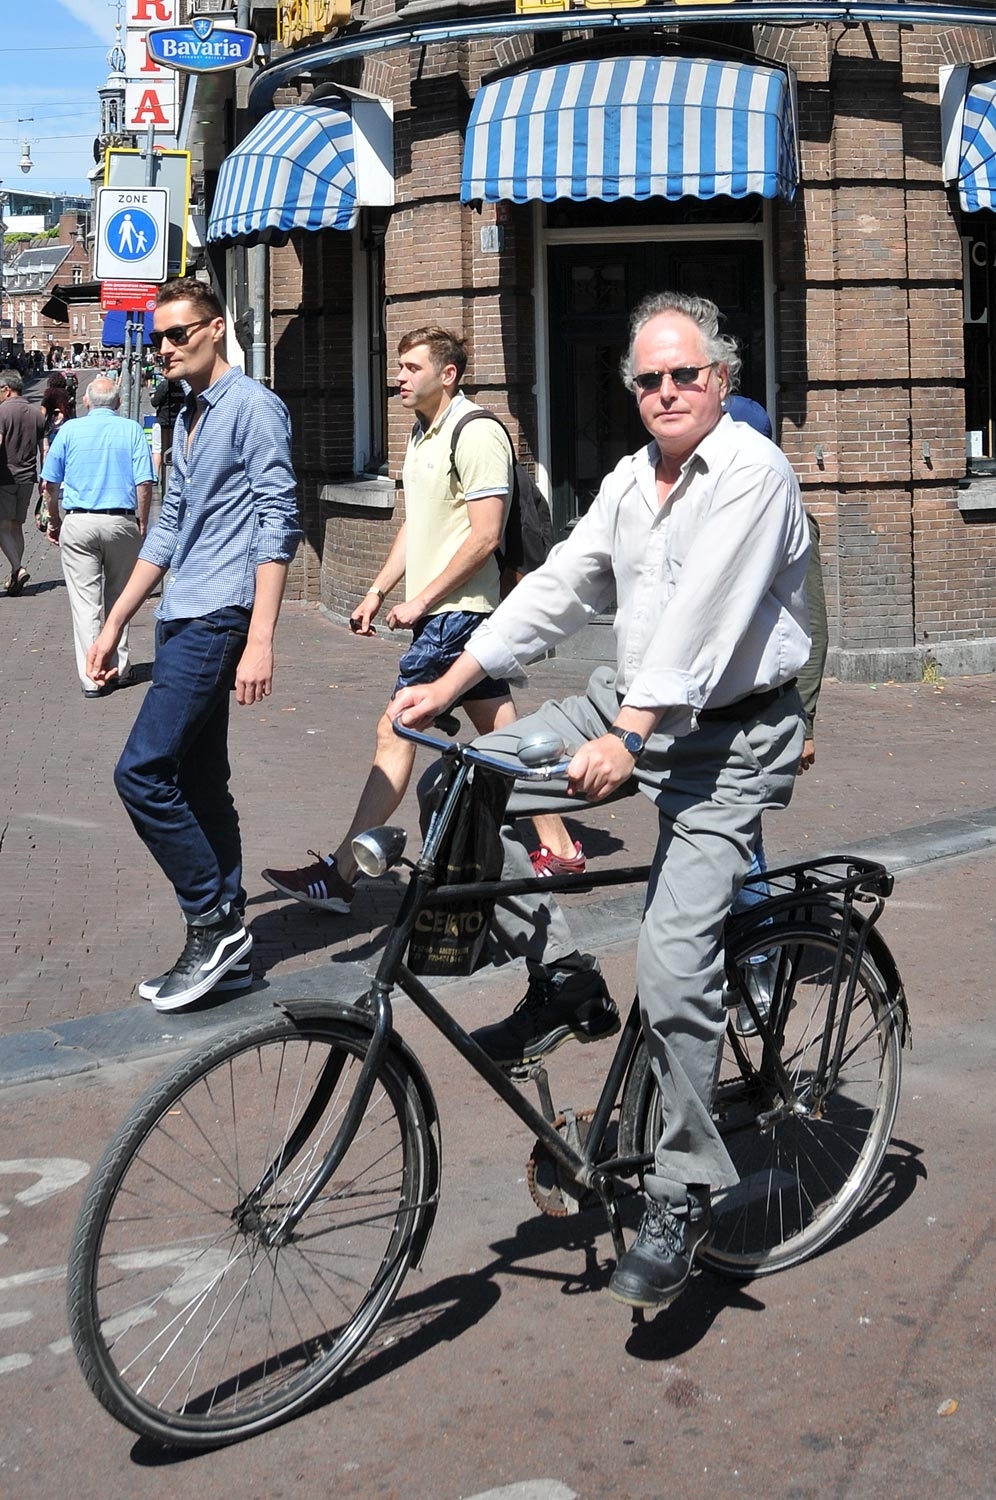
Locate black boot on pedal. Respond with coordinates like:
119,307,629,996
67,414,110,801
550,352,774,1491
471,954,619,1069
609,1189,713,1309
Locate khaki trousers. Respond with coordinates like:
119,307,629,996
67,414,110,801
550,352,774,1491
58,511,142,690
468,665,805,1205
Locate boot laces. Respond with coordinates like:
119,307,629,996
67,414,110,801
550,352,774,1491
639,1200,685,1257
513,971,552,1018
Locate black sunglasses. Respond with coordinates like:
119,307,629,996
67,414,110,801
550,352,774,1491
632,363,717,393
149,318,213,352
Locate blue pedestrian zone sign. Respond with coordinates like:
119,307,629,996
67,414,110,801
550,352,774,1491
94,188,169,282
107,208,159,262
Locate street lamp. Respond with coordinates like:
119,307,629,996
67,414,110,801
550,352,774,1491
18,118,33,176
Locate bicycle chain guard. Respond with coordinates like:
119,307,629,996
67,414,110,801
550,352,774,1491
526,1108,596,1216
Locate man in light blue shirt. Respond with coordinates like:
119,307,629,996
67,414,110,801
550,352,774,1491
87,278,302,1014
42,376,154,697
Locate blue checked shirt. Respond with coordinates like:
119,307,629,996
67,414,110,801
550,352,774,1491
140,366,302,621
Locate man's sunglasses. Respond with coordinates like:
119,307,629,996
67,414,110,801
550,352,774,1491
632,363,717,393
149,318,213,352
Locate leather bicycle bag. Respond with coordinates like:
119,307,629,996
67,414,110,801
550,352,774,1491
407,766,510,976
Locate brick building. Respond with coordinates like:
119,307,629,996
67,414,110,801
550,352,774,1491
192,0,996,680
2,213,101,364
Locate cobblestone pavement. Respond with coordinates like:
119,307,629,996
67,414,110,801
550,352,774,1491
2,509,996,1040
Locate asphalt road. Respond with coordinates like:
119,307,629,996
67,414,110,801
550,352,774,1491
0,846,993,1500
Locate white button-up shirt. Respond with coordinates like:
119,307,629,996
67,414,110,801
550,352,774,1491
468,414,811,740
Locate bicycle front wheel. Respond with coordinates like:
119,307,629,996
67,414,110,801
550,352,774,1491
67,1011,438,1448
621,920,903,1278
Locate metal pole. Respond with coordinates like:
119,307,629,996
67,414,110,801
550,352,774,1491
131,124,157,424
120,318,133,412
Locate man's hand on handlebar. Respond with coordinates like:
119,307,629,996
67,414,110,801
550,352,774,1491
389,682,455,731
565,735,637,801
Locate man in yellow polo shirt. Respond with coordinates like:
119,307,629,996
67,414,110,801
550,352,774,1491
263,326,583,912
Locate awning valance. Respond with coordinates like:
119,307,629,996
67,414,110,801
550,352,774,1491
460,56,798,206
208,92,395,246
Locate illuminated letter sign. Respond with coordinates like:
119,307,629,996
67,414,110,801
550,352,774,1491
126,0,177,136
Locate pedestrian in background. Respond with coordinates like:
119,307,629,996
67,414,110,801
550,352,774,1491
0,368,45,597
42,376,154,699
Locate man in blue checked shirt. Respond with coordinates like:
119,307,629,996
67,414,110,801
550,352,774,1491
87,278,302,1013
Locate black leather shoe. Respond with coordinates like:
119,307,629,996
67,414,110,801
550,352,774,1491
152,907,251,1012
609,1192,713,1308
471,955,619,1068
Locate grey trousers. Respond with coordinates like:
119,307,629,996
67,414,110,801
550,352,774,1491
470,665,805,1205
59,511,142,690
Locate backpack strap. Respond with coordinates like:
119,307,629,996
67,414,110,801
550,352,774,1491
447,407,513,487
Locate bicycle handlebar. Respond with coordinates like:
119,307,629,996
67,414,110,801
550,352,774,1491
391,718,571,781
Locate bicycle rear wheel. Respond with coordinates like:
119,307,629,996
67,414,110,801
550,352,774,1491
67,1011,438,1448
619,920,903,1278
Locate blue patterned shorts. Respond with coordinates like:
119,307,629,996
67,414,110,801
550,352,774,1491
394,610,510,703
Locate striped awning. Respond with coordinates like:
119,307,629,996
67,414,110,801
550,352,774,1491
208,105,359,246
956,79,996,211
461,56,798,205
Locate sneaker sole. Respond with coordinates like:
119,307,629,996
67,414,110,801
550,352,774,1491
151,932,253,1012
489,1011,621,1070
139,962,253,1003
260,870,352,913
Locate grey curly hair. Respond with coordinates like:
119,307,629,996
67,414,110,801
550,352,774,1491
620,292,741,392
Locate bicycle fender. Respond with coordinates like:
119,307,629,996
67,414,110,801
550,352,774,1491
861,922,912,1047
276,996,443,1265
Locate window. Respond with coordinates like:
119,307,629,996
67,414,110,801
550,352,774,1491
964,226,996,470
72,264,84,285
352,209,388,475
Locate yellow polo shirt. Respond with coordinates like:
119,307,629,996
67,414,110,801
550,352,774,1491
403,395,512,615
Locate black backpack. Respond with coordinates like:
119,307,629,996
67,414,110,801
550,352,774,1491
447,408,554,582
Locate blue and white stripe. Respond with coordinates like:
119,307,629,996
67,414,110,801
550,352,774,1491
461,56,798,205
208,105,358,245
958,81,996,211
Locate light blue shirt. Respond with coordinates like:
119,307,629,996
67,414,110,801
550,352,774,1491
42,407,154,509
139,365,302,621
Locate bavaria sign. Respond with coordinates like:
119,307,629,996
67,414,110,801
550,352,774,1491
146,17,257,73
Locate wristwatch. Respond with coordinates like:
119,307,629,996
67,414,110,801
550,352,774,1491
608,726,645,760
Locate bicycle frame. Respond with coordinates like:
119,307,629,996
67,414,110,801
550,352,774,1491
265,725,904,1258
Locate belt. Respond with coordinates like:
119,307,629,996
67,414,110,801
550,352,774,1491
63,508,136,517
699,679,797,723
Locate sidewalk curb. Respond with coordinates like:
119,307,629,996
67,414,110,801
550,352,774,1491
3,810,995,1090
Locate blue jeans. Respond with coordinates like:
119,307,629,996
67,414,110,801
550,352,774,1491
114,607,250,919
732,831,769,916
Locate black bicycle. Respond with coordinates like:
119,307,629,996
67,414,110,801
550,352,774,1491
67,724,910,1448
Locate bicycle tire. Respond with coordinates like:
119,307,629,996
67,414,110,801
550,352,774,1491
67,1010,437,1447
618,919,903,1278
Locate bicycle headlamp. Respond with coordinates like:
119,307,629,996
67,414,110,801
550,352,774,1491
352,826,408,877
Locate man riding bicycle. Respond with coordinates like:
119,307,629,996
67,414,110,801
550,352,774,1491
390,292,811,1311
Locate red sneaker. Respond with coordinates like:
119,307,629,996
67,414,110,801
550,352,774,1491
528,840,586,877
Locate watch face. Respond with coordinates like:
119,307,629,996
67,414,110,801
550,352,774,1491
611,727,643,755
